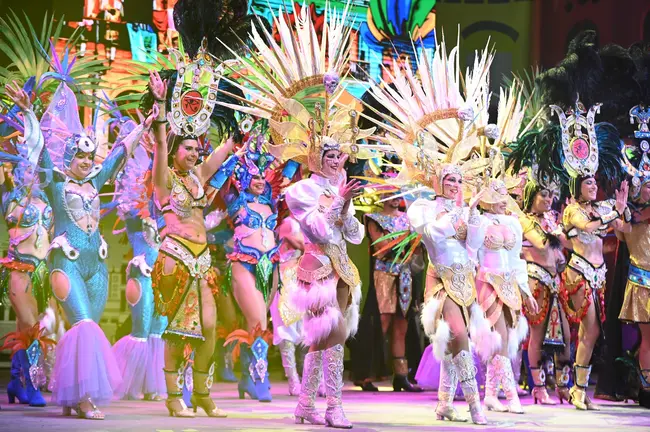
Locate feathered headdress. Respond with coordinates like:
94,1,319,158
39,43,105,173
513,31,629,199
217,1,376,173
140,0,251,142
359,34,490,197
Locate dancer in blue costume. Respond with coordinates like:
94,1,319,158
6,52,154,418
0,78,53,408
211,122,282,403
111,114,168,401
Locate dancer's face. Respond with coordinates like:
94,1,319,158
69,151,94,180
531,189,554,213
579,177,598,202
173,139,199,172
385,197,402,210
442,174,461,199
321,150,342,179
248,175,266,196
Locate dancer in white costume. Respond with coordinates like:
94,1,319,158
358,37,503,425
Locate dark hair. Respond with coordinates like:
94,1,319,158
167,133,199,167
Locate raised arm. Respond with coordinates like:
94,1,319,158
197,137,235,184
94,118,152,188
149,71,170,201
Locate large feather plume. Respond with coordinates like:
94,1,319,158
173,0,253,60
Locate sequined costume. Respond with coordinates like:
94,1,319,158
561,201,618,325
112,215,168,400
270,216,306,396
0,187,51,313
365,212,413,316
36,84,146,408
152,168,217,344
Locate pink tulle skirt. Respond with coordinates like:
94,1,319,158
52,320,122,406
112,335,149,400
144,335,166,396
415,345,486,393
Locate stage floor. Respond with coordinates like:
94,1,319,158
0,381,649,432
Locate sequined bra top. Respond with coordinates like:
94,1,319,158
238,203,278,231
6,201,53,230
158,168,207,219
483,220,517,251
64,185,100,232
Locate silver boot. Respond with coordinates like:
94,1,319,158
484,355,507,412
323,344,352,429
279,340,301,396
294,350,326,425
454,350,487,425
435,354,467,422
497,355,524,414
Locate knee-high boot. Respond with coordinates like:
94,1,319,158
294,350,326,425
17,345,46,407
497,355,524,413
484,355,507,412
7,353,29,404
323,344,352,429
250,337,272,402
238,343,258,400
435,354,466,422
454,350,487,425
279,340,301,396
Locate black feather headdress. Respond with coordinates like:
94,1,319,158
515,31,630,199
141,0,251,143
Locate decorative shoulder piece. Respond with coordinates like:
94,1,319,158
550,97,601,178
168,39,221,138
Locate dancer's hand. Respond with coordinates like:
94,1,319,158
340,179,363,202
614,180,629,215
5,81,31,111
149,70,167,102
469,189,486,209
143,104,159,131
525,294,539,315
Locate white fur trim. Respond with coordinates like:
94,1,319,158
344,284,362,339
421,297,442,337
507,315,529,360
303,305,342,346
39,307,56,334
430,320,451,361
290,277,338,314
469,302,501,362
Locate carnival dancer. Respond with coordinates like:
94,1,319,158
7,55,151,418
617,104,650,404
210,123,279,403
215,2,376,426
358,38,499,424
522,61,630,410
469,176,539,414
0,80,52,408
269,208,307,397
365,196,423,392
111,116,168,401
148,0,251,418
